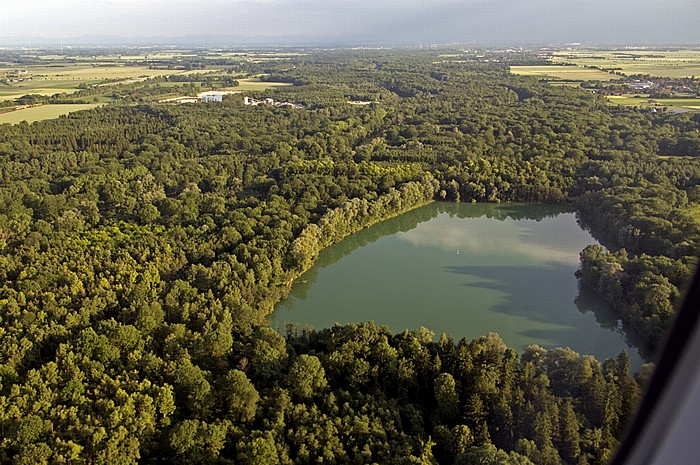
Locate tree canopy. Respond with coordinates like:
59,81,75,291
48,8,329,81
0,49,698,464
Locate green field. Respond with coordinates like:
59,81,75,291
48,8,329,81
510,65,619,81
0,86,81,101
0,64,214,101
0,62,282,103
607,95,700,111
1,64,168,80
0,103,102,124
550,50,700,78
0,50,299,104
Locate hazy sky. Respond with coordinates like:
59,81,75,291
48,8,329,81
3,0,700,45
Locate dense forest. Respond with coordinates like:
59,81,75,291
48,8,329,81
0,50,699,464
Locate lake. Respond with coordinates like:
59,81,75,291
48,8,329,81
272,203,649,369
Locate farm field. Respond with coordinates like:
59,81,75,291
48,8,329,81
2,64,171,80
28,65,208,81
607,95,700,111
509,65,619,80
31,52,200,62
550,50,700,78
48,66,211,81
0,103,102,124
0,63,215,101
547,82,585,87
0,48,304,107
204,51,307,61
0,86,81,101
233,77,293,90
111,53,197,61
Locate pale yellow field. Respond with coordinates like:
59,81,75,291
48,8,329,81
231,77,293,91
115,53,198,61
0,103,102,124
0,64,216,101
0,88,80,101
510,65,619,81
608,95,644,103
607,95,700,111
34,65,190,80
551,50,700,78
35,52,198,62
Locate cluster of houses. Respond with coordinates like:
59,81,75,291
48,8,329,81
622,77,700,96
592,76,700,99
3,69,32,84
627,80,654,91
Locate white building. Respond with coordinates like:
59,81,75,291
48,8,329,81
201,94,223,103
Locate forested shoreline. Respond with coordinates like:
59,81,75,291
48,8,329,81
0,50,699,464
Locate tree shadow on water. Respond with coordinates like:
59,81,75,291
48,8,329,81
445,263,583,326
443,263,650,366
575,283,654,361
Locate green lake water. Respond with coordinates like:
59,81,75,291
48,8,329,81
272,203,649,369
